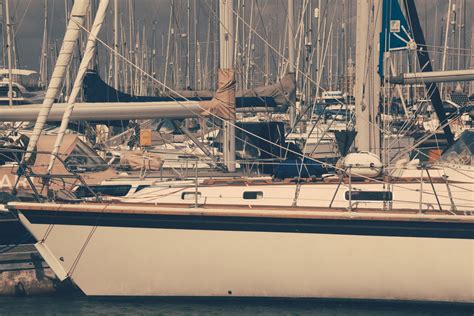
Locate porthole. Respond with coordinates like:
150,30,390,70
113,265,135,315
243,191,263,200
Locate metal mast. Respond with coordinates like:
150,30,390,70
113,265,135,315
40,0,49,88
287,0,296,127
5,0,13,107
186,0,191,88
354,0,381,155
220,0,236,172
113,0,119,89
440,0,452,94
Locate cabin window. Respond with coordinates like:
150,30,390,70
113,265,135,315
344,191,392,201
75,185,132,198
64,141,109,173
135,185,150,192
0,86,20,99
243,191,263,200
181,192,201,200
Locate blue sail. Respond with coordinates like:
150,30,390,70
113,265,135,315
379,0,413,77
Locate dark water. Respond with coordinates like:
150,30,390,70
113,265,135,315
0,296,472,316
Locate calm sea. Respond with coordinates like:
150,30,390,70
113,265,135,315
0,296,472,315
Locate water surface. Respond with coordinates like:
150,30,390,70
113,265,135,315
0,296,472,315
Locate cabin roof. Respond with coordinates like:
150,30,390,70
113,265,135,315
0,69,39,76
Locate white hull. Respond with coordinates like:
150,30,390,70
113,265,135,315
17,206,474,302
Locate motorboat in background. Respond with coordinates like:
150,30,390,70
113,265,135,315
0,69,44,106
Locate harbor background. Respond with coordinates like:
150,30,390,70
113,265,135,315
0,0,472,310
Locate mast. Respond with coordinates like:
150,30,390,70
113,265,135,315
244,1,254,90
220,0,236,172
151,20,156,84
40,0,49,88
4,0,13,107
64,0,71,100
186,0,191,89
287,0,296,127
315,1,321,96
164,1,173,89
354,0,381,155
128,0,135,94
354,0,370,152
193,1,198,89
304,0,312,119
440,0,452,95
113,0,119,89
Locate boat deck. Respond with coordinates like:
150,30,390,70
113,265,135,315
9,201,474,223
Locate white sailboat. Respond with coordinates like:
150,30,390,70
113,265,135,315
8,0,474,303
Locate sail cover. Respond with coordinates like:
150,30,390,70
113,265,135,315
379,0,413,76
237,73,295,109
83,70,293,112
199,69,236,120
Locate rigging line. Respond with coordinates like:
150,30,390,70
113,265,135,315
297,0,344,169
293,0,310,48
291,4,326,124
402,0,453,132
385,71,440,141
422,43,472,52
388,112,462,164
379,50,460,162
255,0,278,80
72,18,466,200
126,187,189,203
11,0,32,37
434,165,474,180
416,49,473,58
68,225,97,277
439,181,474,193
204,0,288,92
72,23,429,199
68,201,112,277
291,0,341,135
227,0,394,141
234,133,283,160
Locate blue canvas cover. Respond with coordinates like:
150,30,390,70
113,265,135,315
379,0,413,76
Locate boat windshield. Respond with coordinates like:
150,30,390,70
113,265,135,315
440,130,474,165
0,69,42,91
64,141,109,172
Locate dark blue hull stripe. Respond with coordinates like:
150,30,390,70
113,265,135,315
21,210,474,239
